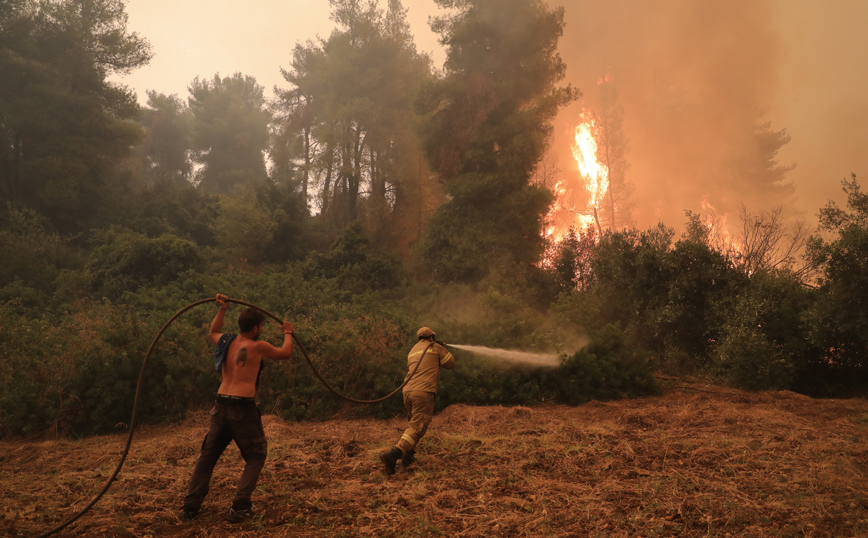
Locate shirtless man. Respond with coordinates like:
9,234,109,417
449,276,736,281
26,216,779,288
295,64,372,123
181,294,294,523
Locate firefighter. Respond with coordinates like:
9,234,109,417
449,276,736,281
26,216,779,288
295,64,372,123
380,327,455,474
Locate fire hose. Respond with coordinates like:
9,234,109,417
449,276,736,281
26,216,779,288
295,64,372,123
35,296,430,538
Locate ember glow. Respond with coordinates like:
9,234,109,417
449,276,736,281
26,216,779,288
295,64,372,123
699,196,741,255
545,112,609,242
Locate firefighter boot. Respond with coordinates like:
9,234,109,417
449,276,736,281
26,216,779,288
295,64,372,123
380,447,402,475
401,449,416,469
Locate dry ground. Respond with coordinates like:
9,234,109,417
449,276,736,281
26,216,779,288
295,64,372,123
3,380,868,537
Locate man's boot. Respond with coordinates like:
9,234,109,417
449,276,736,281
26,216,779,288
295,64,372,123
379,447,402,475
401,449,416,469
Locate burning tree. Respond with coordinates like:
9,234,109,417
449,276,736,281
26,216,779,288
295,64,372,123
594,79,633,230
685,202,813,280
546,79,632,243
545,112,608,242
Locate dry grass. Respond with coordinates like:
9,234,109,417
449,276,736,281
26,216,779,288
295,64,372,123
4,379,868,537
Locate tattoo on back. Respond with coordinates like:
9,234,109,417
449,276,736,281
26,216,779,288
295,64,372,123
237,347,248,367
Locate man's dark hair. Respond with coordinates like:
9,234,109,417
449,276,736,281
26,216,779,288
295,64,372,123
238,307,265,333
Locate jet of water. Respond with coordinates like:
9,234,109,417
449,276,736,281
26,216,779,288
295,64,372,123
446,344,561,367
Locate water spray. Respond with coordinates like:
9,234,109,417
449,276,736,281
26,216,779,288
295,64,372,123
445,344,562,368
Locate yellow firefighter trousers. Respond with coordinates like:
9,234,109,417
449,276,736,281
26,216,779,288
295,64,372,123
395,390,435,455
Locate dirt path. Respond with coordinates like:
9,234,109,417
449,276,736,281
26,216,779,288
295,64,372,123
4,383,868,537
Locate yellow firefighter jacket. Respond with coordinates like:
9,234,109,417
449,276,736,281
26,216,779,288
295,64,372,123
402,340,454,394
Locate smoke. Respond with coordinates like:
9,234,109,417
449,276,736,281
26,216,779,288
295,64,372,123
447,344,562,367
543,0,868,232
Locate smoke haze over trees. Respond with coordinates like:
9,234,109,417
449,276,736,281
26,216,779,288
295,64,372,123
111,0,868,229
547,0,798,230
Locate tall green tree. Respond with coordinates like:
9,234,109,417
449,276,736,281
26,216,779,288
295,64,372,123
269,83,311,206
275,0,432,240
0,0,152,233
124,90,211,243
417,0,578,282
139,90,192,182
188,72,270,193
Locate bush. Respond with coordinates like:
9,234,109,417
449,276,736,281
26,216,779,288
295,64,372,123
805,175,868,370
438,323,658,409
259,305,410,420
711,324,795,391
87,227,202,299
548,324,659,404
0,203,77,295
211,189,278,264
709,270,815,391
0,299,217,437
303,222,402,294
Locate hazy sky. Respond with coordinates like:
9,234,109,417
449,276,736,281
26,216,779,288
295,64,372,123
115,0,868,229
770,0,868,215
116,0,444,100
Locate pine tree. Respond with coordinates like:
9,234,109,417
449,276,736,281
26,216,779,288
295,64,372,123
418,0,578,282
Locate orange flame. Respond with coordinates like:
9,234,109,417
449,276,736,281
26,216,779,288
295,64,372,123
572,114,609,210
545,111,609,242
597,72,614,85
699,196,742,256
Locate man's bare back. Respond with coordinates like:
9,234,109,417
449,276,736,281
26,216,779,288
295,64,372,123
218,338,267,397
209,294,294,398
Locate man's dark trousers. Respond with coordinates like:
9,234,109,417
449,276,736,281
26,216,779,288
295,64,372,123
182,397,267,512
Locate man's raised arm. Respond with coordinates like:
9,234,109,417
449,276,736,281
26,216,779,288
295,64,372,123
209,293,229,345
260,320,295,360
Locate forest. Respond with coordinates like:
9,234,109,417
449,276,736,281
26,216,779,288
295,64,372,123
1,0,867,439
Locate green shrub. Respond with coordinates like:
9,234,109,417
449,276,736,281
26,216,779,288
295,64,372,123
709,270,814,391
1,255,658,438
0,299,217,437
211,189,278,264
303,222,402,294
0,203,77,295
548,324,659,404
88,227,202,299
438,323,658,408
711,324,795,391
259,305,409,420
